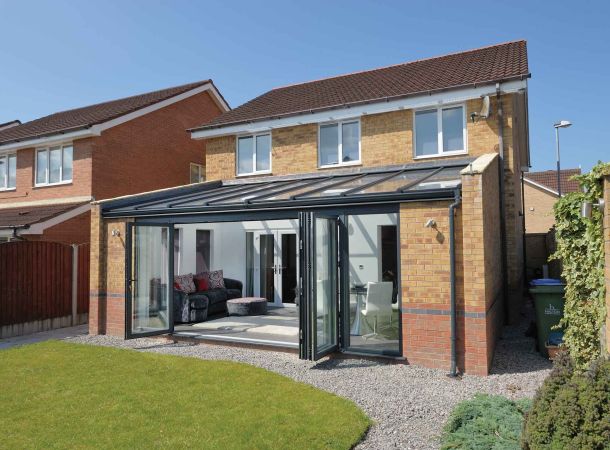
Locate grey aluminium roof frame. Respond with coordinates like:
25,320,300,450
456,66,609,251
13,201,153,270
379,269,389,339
100,157,474,219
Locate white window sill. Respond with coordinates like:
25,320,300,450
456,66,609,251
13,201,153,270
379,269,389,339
236,171,272,178
318,161,362,170
0,187,16,192
34,180,73,188
413,151,467,160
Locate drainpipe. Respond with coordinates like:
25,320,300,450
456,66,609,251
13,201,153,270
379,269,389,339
449,189,461,378
496,84,510,324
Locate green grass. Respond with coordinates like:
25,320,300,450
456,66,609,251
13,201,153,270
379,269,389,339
0,341,370,450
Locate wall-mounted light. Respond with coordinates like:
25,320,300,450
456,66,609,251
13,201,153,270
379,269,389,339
581,199,605,219
111,229,121,237
425,219,437,228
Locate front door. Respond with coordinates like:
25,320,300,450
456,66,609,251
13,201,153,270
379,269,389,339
299,212,340,360
253,230,299,306
125,223,174,339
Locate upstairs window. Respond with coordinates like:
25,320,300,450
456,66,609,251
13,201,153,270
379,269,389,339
36,144,73,186
190,163,205,183
0,154,17,190
318,120,360,167
237,133,271,175
414,105,466,157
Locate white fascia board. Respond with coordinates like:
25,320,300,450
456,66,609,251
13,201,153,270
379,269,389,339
19,202,92,235
523,177,559,197
0,128,98,153
191,79,527,140
0,82,230,153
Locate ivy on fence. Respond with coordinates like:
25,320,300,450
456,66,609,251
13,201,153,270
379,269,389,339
551,162,610,369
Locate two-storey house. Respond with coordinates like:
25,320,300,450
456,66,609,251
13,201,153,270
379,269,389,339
89,41,530,375
0,80,229,244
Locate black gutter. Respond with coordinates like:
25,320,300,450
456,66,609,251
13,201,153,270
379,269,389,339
448,189,461,378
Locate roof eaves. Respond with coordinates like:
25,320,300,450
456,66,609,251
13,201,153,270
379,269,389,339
190,73,531,133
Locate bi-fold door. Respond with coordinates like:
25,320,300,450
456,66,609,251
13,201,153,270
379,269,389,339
299,212,340,360
125,222,174,339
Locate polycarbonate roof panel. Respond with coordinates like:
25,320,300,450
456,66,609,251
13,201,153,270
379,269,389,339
354,169,437,194
206,180,304,205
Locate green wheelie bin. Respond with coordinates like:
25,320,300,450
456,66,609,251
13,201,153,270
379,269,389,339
529,278,565,357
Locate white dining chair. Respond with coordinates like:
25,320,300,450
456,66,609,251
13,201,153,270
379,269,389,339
360,281,394,340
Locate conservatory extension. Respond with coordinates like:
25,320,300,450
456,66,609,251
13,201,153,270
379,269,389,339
89,154,504,373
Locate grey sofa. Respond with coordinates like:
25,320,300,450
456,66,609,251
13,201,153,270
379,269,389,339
173,278,243,323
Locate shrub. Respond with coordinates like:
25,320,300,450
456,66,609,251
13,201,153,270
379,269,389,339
440,394,531,450
522,353,610,449
551,162,610,369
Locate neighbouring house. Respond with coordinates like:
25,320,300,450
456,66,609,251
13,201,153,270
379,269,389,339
0,80,229,244
522,168,581,280
89,40,531,375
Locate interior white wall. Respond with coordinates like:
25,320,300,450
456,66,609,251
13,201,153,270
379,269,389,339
175,219,298,283
346,213,397,285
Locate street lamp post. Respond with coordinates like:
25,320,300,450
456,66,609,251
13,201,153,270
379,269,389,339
553,120,572,197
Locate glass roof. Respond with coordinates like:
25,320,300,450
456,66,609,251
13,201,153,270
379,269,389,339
102,159,472,217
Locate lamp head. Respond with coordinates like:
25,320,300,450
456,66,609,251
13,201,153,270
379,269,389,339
554,120,572,129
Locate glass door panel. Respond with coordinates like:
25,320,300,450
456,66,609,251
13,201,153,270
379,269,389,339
126,223,173,339
312,215,339,359
258,233,276,303
279,233,298,304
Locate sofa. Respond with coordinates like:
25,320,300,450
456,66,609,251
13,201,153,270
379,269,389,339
173,278,243,324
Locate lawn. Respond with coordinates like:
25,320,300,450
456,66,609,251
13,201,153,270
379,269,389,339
0,341,370,449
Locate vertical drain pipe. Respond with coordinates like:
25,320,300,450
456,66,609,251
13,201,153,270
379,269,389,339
449,189,461,378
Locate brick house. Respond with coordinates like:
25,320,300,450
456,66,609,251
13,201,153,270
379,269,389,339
0,80,229,243
89,41,531,375
524,169,581,233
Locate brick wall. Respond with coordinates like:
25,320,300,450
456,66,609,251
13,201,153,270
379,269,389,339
400,154,502,375
524,182,557,233
89,204,130,336
0,139,93,205
92,90,222,201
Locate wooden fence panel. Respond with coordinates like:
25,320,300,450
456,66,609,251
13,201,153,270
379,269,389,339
0,241,77,327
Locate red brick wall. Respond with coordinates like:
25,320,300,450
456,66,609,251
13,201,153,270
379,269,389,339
0,139,93,205
92,90,223,201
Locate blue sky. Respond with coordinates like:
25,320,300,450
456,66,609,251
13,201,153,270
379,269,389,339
1,0,608,171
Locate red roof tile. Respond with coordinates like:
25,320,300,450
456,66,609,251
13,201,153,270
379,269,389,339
0,80,217,145
524,169,581,194
194,40,529,131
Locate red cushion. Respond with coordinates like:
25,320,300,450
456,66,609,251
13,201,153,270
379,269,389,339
173,282,182,291
195,277,209,292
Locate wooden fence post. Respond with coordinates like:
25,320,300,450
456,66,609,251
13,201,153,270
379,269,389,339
72,244,78,326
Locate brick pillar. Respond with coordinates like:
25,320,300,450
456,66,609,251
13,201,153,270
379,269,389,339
89,204,106,335
603,176,610,354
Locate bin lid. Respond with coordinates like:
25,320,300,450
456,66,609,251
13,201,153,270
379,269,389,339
530,278,564,286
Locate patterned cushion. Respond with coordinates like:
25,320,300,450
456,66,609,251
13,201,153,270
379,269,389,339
174,273,196,293
208,270,225,289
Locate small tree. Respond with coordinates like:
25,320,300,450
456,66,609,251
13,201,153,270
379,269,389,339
551,162,610,369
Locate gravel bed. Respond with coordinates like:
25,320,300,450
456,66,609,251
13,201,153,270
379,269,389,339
67,310,550,450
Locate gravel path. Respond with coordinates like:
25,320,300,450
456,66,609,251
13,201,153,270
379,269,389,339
67,310,550,450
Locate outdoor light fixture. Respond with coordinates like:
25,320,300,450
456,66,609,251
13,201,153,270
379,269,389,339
425,219,437,228
111,229,121,237
581,199,605,219
553,120,572,197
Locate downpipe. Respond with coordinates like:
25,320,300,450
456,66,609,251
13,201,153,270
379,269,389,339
449,189,461,378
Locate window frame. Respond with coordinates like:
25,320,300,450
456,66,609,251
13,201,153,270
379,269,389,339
189,162,205,184
0,153,17,191
317,119,361,168
34,143,73,187
235,132,272,176
413,103,468,159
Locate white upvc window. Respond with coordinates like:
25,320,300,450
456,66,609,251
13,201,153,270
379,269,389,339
35,144,73,186
318,119,361,168
0,153,17,190
190,163,205,183
236,133,271,176
414,104,467,158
